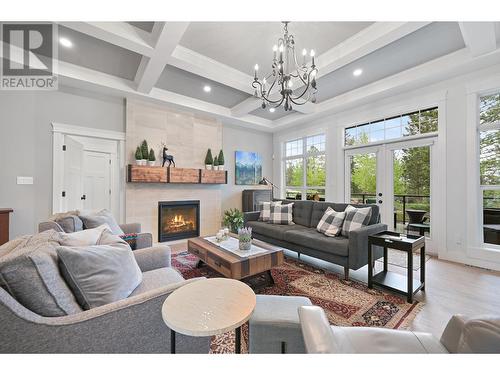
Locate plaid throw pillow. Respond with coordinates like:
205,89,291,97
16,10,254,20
269,203,294,225
341,205,372,237
259,201,282,222
316,207,346,237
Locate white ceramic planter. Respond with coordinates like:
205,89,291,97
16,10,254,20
205,164,213,170
135,159,142,165
218,165,224,171
148,161,155,166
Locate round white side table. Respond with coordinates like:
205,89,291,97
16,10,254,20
162,278,256,353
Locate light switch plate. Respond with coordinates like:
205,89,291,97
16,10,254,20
17,176,34,185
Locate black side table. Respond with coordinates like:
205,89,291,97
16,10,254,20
368,231,426,303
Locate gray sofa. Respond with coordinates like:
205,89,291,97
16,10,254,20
244,200,387,279
0,244,210,353
39,220,153,250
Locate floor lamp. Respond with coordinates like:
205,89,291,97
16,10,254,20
259,177,279,200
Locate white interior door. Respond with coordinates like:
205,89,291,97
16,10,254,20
82,151,111,212
63,136,84,211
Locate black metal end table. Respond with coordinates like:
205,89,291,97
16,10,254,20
368,231,426,303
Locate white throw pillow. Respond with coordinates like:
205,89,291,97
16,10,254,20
316,207,346,237
58,224,110,247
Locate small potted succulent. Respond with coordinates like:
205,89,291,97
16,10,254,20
135,147,143,165
238,227,252,251
148,148,156,166
213,156,219,171
205,149,213,170
218,149,225,171
140,140,149,165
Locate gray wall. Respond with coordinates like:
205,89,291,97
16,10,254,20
221,124,274,213
0,86,125,238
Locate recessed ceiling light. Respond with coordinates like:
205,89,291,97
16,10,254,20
269,108,276,113
59,37,73,48
353,68,363,77
203,85,211,93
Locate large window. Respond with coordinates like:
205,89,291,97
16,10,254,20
345,107,438,146
479,93,500,246
283,134,326,201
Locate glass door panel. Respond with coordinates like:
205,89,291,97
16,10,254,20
348,152,377,204
392,146,431,237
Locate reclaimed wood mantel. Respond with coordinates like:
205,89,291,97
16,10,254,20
127,165,227,184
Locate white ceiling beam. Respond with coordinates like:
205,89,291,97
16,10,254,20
59,22,155,57
459,22,497,57
135,22,190,94
169,45,253,93
54,59,274,131
229,22,430,118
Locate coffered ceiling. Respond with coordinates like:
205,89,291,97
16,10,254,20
5,21,500,132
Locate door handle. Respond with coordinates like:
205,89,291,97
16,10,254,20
81,194,86,200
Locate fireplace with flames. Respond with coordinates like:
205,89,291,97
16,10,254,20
158,200,200,242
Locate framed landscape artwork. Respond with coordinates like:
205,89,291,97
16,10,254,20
235,151,263,185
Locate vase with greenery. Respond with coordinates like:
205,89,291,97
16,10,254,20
205,149,213,170
223,208,244,233
140,140,149,164
238,227,252,251
218,149,225,171
148,148,156,166
135,146,143,165
213,156,219,171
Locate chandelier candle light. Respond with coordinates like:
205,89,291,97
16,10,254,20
252,21,318,112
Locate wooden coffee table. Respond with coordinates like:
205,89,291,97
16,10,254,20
187,235,284,285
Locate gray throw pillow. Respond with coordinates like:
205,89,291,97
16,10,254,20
269,203,294,225
0,231,83,317
57,245,142,310
341,205,373,237
79,209,124,235
55,215,83,233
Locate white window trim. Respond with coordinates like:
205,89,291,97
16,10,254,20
282,133,326,201
465,86,500,259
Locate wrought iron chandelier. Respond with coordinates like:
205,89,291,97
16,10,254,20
252,21,318,112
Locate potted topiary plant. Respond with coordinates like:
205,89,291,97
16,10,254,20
205,148,213,170
140,140,149,165
218,149,225,171
148,148,156,166
213,155,219,171
135,146,143,165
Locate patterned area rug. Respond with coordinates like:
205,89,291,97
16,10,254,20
172,251,424,354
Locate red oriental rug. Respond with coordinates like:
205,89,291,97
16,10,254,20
171,251,424,354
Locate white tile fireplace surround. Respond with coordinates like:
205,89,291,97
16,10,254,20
126,99,223,242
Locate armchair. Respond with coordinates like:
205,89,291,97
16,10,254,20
298,305,500,353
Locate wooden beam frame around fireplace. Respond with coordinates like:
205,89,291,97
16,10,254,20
127,165,227,184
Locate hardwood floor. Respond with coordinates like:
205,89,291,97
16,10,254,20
169,242,500,338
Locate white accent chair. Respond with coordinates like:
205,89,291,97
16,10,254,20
298,306,500,353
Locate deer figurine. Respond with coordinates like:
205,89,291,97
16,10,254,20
161,143,175,168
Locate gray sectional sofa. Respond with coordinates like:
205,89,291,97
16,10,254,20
244,200,387,279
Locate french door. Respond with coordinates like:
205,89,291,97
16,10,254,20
345,137,438,252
